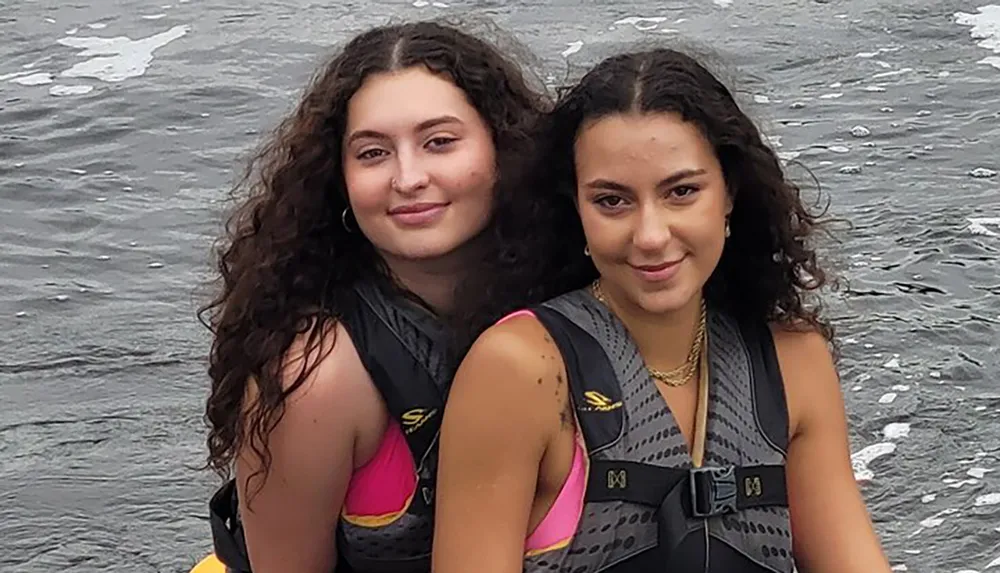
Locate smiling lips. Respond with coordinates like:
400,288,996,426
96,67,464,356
388,202,450,226
630,257,685,282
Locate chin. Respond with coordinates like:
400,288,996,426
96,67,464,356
386,233,478,262
631,286,696,315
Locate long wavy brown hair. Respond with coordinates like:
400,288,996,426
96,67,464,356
457,48,836,343
199,20,550,492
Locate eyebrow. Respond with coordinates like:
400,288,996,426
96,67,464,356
584,168,708,192
345,115,464,146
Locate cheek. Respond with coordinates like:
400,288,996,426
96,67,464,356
446,148,497,206
579,205,625,256
344,165,388,218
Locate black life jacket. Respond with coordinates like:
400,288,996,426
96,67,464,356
210,281,454,573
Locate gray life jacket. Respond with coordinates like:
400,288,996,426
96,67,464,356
525,288,794,573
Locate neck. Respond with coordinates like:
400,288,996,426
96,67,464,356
379,238,483,317
598,282,705,373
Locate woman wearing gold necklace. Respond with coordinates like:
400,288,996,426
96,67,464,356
432,48,892,573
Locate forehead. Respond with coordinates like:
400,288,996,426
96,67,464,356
345,67,479,133
573,112,717,175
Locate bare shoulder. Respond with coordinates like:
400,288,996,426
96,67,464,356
279,319,373,395
445,312,571,447
455,313,567,400
767,323,841,437
243,318,385,469
768,322,836,376
235,318,382,572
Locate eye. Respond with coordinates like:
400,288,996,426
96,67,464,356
426,136,458,150
357,148,387,161
671,185,700,199
594,195,628,209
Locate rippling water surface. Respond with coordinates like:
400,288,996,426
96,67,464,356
2,1,998,571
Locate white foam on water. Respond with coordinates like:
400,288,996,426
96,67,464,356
88,22,107,29
614,16,669,31
57,25,190,83
45,17,56,24
49,84,94,96
919,515,944,528
975,493,1000,506
754,94,771,103
879,393,897,404
883,422,911,440
968,217,1000,237
852,442,896,482
970,167,998,178
828,145,851,153
884,357,901,369
561,41,583,58
872,67,913,79
921,493,936,503
713,0,733,7
968,467,993,479
0,70,31,81
11,72,54,85
432,1,448,6
819,92,844,99
948,478,978,489
955,6,1000,69
983,55,1000,68
142,14,167,20
987,555,1000,568
864,85,887,92
891,384,910,391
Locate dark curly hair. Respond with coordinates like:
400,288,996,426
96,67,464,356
199,20,551,491
457,48,834,343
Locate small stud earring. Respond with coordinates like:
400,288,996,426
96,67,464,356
724,221,731,238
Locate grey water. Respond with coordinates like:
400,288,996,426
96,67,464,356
1,0,998,571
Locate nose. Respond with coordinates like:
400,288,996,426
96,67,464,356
632,203,673,252
392,147,430,194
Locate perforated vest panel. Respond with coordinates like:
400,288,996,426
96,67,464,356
525,289,793,573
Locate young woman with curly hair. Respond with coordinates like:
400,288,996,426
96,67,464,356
198,20,554,573
434,49,892,573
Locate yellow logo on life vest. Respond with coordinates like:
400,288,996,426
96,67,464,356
744,476,763,497
401,408,437,435
581,390,622,412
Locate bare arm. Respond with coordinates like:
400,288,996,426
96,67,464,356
774,327,892,573
432,316,568,573
236,322,385,573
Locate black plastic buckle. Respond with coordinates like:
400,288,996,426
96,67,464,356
689,466,738,517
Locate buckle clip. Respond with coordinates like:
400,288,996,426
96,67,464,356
689,466,738,517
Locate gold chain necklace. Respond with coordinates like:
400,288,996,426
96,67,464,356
590,279,707,387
